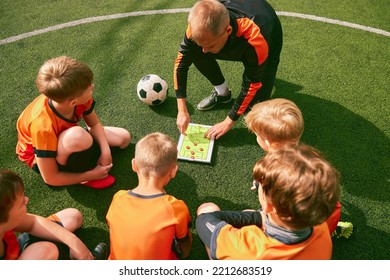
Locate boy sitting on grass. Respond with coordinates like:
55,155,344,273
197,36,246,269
196,145,340,259
244,98,352,238
106,132,192,259
16,56,131,189
0,169,107,260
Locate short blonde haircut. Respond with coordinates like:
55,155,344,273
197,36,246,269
244,98,304,146
188,0,230,41
135,132,178,177
36,56,93,102
253,145,340,229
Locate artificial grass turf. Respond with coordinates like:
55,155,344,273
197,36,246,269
0,0,389,260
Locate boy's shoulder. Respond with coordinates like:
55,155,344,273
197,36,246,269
23,94,47,109
164,194,190,212
165,194,185,204
115,189,128,196
19,95,52,123
111,189,129,200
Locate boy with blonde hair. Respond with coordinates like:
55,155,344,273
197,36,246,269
245,98,303,151
244,98,352,238
196,145,340,259
106,132,192,259
16,56,131,189
0,169,107,260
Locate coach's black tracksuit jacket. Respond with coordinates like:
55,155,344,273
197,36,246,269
174,0,283,121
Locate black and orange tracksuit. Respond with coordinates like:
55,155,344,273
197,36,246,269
174,0,283,121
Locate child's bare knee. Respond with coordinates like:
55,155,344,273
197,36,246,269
58,127,93,151
20,242,59,260
55,208,84,231
41,243,60,260
69,208,84,228
197,202,220,216
120,130,131,149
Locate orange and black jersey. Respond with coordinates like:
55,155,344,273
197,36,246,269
106,190,192,260
196,210,332,260
16,95,95,168
174,0,282,121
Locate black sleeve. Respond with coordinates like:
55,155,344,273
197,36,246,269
207,210,262,228
174,31,201,98
227,54,267,121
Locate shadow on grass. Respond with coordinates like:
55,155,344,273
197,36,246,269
148,96,178,118
75,226,110,254
218,127,259,147
147,95,235,120
166,169,199,214
54,227,109,260
274,78,390,202
274,78,390,259
148,95,196,119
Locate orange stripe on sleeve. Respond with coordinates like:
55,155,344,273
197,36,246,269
237,82,262,115
173,52,183,91
236,18,268,65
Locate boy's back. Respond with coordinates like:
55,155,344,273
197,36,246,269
106,132,192,260
106,190,191,260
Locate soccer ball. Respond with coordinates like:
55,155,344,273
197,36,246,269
137,74,168,106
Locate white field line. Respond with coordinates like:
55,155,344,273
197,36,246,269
277,11,390,37
1,9,389,46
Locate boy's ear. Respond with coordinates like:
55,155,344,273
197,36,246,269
131,158,137,172
68,98,78,107
169,164,178,179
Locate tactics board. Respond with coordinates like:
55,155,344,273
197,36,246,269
177,123,214,163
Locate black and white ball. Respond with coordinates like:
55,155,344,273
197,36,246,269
137,74,168,106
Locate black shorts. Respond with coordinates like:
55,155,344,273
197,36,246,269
17,218,70,259
32,137,100,174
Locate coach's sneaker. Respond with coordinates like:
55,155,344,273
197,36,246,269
92,242,109,260
197,89,232,111
331,221,353,239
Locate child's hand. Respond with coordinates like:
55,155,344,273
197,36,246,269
91,163,113,179
69,239,94,260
